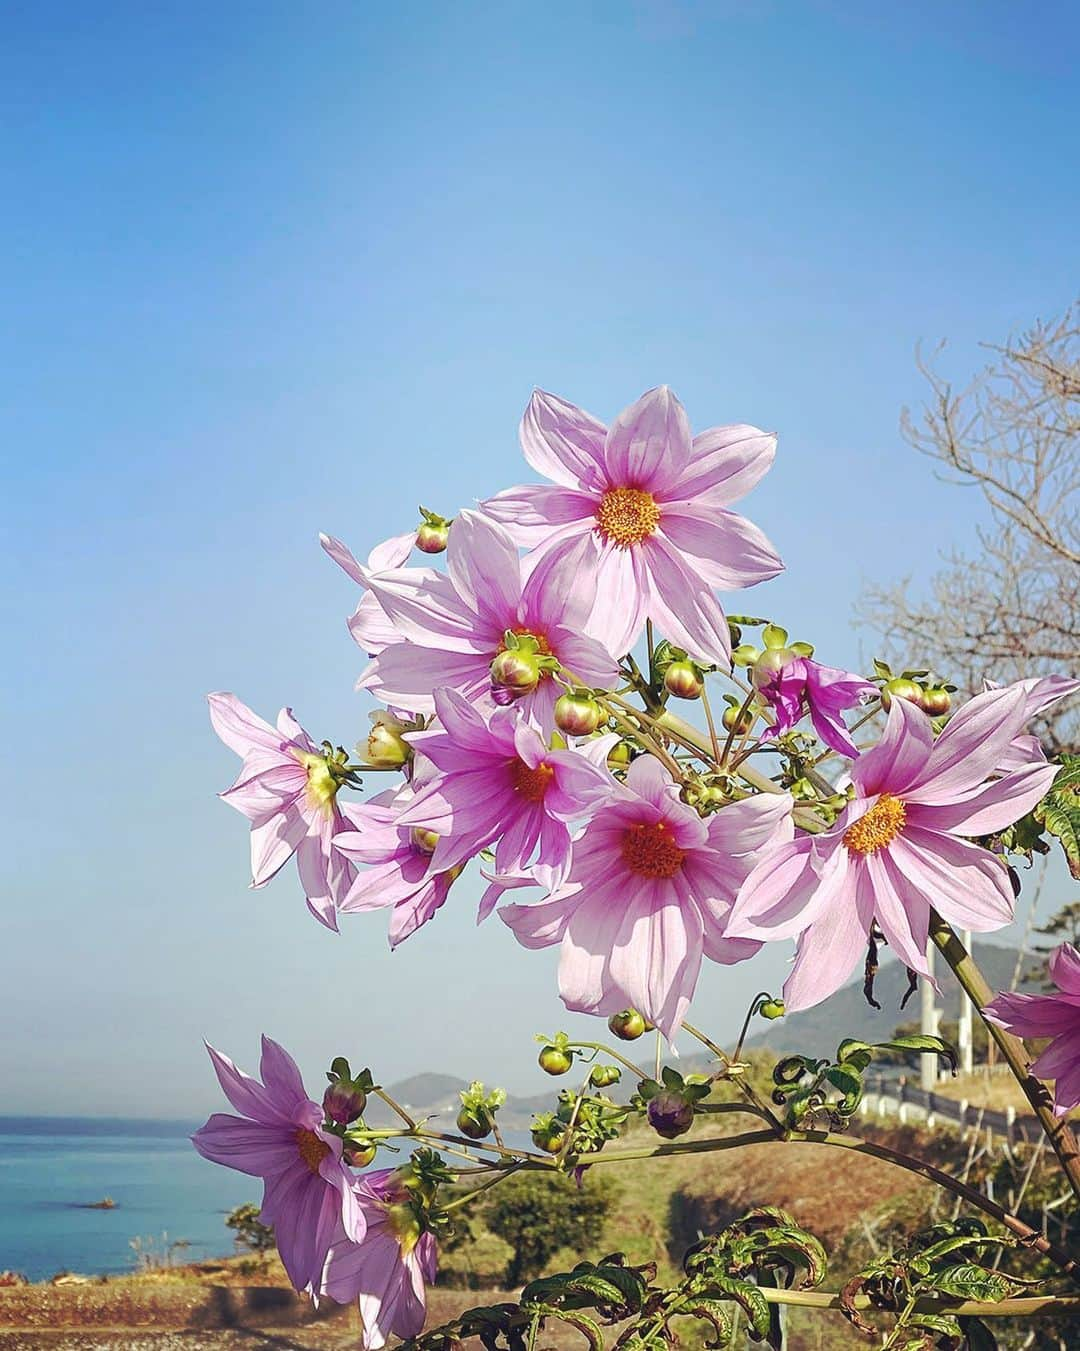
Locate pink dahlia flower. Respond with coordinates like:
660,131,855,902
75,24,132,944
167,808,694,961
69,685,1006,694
984,945,1080,1117
333,785,465,947
500,754,794,1037
399,688,612,877
208,693,357,931
320,531,416,655
728,681,1072,1012
317,1169,437,1349
482,387,782,663
357,510,619,728
989,675,1079,773
192,1037,363,1293
755,654,875,757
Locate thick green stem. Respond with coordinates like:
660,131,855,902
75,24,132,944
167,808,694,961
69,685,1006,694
929,912,1080,1204
757,1289,1080,1318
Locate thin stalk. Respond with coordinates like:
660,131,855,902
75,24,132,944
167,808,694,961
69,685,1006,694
699,681,722,763
565,1039,652,1080
442,1162,526,1213
681,1017,786,1132
929,912,1080,1203
372,1087,416,1128
755,1289,1080,1319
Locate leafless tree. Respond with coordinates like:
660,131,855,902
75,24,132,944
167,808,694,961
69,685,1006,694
859,303,1079,753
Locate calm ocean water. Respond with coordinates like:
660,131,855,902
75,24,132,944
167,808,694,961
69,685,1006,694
0,1117,255,1282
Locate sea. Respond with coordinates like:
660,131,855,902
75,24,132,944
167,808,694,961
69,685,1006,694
0,1117,255,1283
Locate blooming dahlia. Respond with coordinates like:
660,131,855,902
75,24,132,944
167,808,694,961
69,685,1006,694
482,386,782,662
728,681,1072,1012
755,653,875,758
317,1169,437,1349
500,754,793,1037
333,784,464,947
208,693,356,931
192,1037,363,1292
399,688,612,876
358,510,619,728
984,945,1080,1118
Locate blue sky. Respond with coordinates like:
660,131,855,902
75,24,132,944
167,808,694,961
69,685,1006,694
2,2,1077,1116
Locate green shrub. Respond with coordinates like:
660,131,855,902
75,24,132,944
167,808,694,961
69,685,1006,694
484,1171,617,1287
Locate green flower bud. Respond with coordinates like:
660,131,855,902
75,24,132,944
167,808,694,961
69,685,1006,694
881,677,923,711
553,691,604,737
608,1009,648,1041
664,660,704,700
538,1046,573,1075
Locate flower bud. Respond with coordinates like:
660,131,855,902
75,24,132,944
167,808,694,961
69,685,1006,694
920,686,951,717
721,704,753,735
531,1123,567,1154
323,1078,367,1126
344,1140,377,1168
607,740,632,768
751,647,796,690
490,648,542,699
538,1046,573,1075
647,1090,694,1139
608,1009,648,1041
554,691,604,737
664,660,704,700
759,998,785,1021
880,677,923,711
415,521,449,554
456,1105,494,1140
361,711,412,768
590,1064,621,1088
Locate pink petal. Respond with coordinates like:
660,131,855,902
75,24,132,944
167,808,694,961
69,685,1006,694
367,532,415,572
1049,943,1080,997
659,507,783,590
906,685,1029,803
783,880,875,1012
360,568,483,653
348,592,402,656
906,759,1059,837
501,892,576,949
192,1114,298,1175
983,990,1080,1038
259,1036,308,1106
640,535,731,665
519,388,610,492
208,692,283,758
481,483,597,548
603,386,691,493
661,424,776,506
203,1043,293,1126
727,835,835,941
358,644,487,715
582,537,650,659
887,827,1014,932
249,805,309,887
446,510,523,634
704,790,794,858
850,696,932,798
866,852,933,978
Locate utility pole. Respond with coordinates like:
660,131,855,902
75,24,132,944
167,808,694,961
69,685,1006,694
957,928,974,1075
920,939,940,1091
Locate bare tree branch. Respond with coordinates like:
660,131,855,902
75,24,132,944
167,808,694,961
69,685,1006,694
858,303,1079,753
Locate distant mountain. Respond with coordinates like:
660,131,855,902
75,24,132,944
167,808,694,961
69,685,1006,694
365,1072,552,1130
744,940,1039,1059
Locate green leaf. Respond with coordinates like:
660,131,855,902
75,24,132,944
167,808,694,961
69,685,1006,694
873,1035,958,1073
1034,755,1080,880
706,1275,771,1339
685,1298,732,1348
824,1063,864,1113
928,1263,1017,1303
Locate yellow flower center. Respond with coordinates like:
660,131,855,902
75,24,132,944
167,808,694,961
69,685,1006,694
510,759,555,802
294,1127,331,1176
386,1201,422,1256
297,752,340,816
596,486,660,548
843,794,907,855
621,820,686,878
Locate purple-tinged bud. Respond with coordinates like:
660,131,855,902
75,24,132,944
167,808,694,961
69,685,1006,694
416,521,450,554
554,691,604,737
490,648,541,698
664,661,704,700
920,686,951,717
323,1079,367,1126
647,1090,694,1139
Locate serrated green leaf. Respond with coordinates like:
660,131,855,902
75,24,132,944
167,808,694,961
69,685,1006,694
873,1035,958,1073
556,1309,604,1349
705,1275,771,1338
685,1298,732,1348
1034,755,1080,880
824,1063,864,1112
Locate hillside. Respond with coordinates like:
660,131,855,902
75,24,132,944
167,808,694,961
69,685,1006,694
744,940,1037,1058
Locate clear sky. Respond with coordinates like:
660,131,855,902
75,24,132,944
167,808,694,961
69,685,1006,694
2,2,1077,1117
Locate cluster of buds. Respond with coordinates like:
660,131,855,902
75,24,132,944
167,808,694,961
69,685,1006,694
531,1085,626,1156
455,1081,506,1141
872,661,954,717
